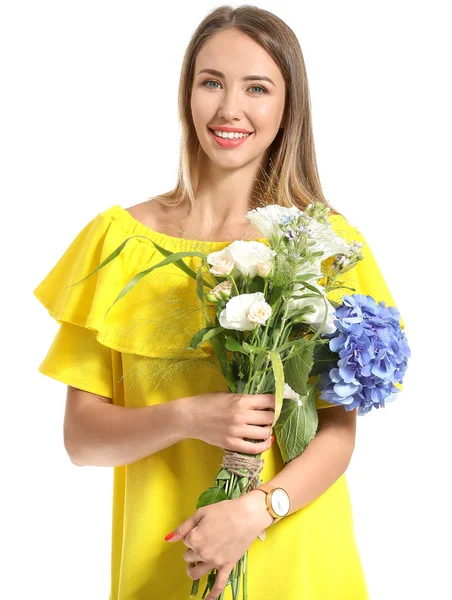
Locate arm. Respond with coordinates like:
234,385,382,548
244,405,357,529
65,387,191,468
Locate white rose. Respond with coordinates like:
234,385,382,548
246,204,303,239
256,261,273,278
288,284,337,334
211,280,232,300
208,256,235,276
219,292,272,331
207,241,276,279
247,298,272,325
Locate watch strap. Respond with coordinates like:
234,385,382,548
253,483,281,522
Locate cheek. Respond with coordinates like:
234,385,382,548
253,99,284,127
191,90,216,123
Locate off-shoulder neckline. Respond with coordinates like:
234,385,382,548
104,204,268,249
102,203,344,250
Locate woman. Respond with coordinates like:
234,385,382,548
34,6,404,599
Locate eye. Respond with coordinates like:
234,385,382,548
249,85,268,94
201,80,268,94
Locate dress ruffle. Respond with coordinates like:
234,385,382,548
33,204,238,359
34,204,405,385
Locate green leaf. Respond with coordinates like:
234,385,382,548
267,350,285,426
68,236,211,291
308,343,339,377
196,263,213,328
229,486,242,499
284,342,315,396
225,337,248,354
235,378,247,394
298,280,323,295
238,477,249,491
270,285,284,305
188,326,224,349
288,304,318,324
210,330,235,391
274,336,310,355
66,235,147,288
190,578,199,598
207,572,217,591
274,380,319,463
78,241,215,319
144,240,205,283
215,468,232,480
242,341,267,355
248,275,265,293
293,273,322,283
196,485,228,508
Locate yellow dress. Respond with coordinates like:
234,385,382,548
33,204,405,600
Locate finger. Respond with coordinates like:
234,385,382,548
165,509,204,543
187,559,213,581
244,409,275,426
243,423,273,440
205,564,234,600
246,393,275,410
183,548,199,562
240,435,273,454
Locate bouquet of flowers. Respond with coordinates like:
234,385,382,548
69,201,410,600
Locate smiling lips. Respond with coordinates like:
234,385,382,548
209,127,254,148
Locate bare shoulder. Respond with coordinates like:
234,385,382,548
124,198,163,229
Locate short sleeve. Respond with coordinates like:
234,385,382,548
343,219,406,331
316,215,406,409
38,321,113,398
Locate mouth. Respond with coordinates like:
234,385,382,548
208,127,254,148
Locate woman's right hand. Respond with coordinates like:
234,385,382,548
184,391,276,454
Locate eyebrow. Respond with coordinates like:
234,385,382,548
197,68,275,86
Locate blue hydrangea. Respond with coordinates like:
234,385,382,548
317,294,411,415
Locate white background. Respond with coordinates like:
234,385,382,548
2,1,450,598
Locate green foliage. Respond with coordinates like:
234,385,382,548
225,336,248,354
247,275,266,293
284,342,315,397
196,485,228,509
274,380,319,463
267,350,285,426
269,284,284,305
215,468,232,480
238,477,249,492
187,326,224,350
309,343,338,376
241,341,267,355
196,263,213,328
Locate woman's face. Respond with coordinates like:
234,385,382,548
191,29,286,170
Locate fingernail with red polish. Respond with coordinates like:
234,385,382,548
164,531,175,541
270,435,275,444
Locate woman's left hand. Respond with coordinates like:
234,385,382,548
165,494,270,600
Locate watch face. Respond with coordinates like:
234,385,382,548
271,488,290,517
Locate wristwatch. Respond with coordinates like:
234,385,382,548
253,483,290,541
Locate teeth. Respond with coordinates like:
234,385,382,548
213,130,251,139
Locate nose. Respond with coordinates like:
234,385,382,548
216,89,245,122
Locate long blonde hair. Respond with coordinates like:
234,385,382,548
150,5,342,217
